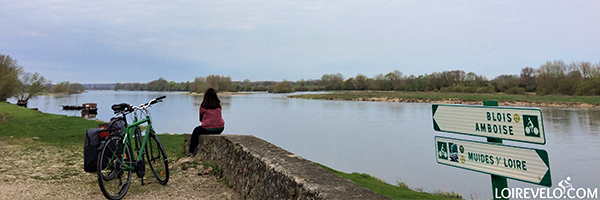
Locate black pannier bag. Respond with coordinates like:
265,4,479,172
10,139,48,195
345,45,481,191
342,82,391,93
83,117,127,172
84,128,105,172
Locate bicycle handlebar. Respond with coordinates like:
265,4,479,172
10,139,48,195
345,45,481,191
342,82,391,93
112,96,166,115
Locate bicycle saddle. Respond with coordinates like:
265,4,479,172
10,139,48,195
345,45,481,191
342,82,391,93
111,103,132,112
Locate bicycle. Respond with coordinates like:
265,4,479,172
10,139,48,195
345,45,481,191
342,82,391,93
97,96,169,200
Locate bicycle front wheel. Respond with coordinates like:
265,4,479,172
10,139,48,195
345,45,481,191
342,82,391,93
98,137,133,200
146,130,169,185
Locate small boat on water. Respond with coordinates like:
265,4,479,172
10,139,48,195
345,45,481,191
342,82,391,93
62,103,97,114
62,94,83,110
62,105,83,110
82,103,98,114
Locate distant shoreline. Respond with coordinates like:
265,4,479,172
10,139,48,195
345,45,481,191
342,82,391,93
289,91,600,108
182,92,252,96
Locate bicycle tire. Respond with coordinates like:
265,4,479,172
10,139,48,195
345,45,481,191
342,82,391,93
146,130,169,185
98,137,133,200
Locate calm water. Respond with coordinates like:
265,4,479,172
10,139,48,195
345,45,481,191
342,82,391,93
12,91,600,199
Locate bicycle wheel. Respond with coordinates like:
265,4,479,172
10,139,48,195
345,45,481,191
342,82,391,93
98,137,133,200
146,130,169,185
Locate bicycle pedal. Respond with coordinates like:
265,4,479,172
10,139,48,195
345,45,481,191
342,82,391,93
142,181,152,186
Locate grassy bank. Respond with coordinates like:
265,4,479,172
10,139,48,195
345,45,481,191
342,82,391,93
0,102,185,158
0,102,458,199
290,91,600,107
315,163,460,199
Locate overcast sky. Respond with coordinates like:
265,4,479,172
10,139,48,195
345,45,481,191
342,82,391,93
2,0,599,83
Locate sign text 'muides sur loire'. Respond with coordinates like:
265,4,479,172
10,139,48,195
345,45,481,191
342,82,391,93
436,136,552,187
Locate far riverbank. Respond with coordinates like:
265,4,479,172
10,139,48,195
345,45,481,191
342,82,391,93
182,92,253,96
289,91,600,108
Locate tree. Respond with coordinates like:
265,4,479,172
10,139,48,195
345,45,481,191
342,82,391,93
190,75,235,93
14,72,46,101
384,70,403,91
52,81,85,94
321,73,344,90
190,77,207,93
536,61,567,95
0,55,23,101
269,81,295,93
241,79,252,91
519,67,536,92
148,78,168,91
492,75,520,92
353,74,368,90
70,83,85,94
342,78,355,90
217,76,234,92
405,74,430,91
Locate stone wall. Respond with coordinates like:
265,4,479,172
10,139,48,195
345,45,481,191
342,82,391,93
183,134,390,200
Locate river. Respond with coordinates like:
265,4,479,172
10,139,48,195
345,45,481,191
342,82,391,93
12,90,600,199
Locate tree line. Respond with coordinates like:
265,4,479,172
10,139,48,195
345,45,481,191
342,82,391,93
234,60,600,95
0,54,87,102
114,75,238,93
112,60,600,95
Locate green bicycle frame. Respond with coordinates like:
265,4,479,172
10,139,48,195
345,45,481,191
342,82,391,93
121,115,153,171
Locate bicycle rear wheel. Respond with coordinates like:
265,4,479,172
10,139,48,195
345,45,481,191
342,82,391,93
98,137,133,200
146,130,169,185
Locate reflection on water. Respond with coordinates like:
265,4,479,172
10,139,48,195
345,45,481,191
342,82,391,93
543,108,600,136
12,91,600,199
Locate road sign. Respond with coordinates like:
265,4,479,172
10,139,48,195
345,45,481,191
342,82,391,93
432,104,546,144
435,136,552,187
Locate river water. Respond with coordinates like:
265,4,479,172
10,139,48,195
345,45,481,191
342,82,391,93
12,90,600,199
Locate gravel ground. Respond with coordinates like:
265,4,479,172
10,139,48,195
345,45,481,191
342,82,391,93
0,139,241,200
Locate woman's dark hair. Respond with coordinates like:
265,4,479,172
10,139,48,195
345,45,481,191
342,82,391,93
201,88,221,109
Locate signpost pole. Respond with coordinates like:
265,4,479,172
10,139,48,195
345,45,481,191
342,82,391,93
483,100,509,200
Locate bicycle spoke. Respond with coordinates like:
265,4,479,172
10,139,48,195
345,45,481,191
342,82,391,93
98,139,132,200
146,132,169,185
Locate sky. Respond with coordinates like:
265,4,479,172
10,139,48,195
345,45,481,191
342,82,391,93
1,0,599,83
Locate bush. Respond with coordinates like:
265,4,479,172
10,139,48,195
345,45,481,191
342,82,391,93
308,86,321,91
577,78,600,95
269,81,295,93
505,87,526,95
476,87,493,93
463,87,477,93
449,85,465,93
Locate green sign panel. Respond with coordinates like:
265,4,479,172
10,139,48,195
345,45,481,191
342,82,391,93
432,104,546,144
435,136,552,187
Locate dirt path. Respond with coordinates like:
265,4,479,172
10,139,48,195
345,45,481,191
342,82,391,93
0,141,240,199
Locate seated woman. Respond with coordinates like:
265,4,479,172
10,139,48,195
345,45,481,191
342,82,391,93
188,88,225,157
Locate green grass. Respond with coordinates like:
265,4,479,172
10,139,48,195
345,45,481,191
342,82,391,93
290,91,600,105
0,102,102,147
315,163,459,199
156,134,186,159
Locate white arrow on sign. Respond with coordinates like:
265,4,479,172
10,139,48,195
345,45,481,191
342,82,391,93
432,104,546,144
435,136,552,187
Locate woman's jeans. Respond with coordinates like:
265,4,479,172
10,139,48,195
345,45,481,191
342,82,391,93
188,126,224,154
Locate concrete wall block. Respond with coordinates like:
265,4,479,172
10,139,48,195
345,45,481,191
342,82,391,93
183,134,389,200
